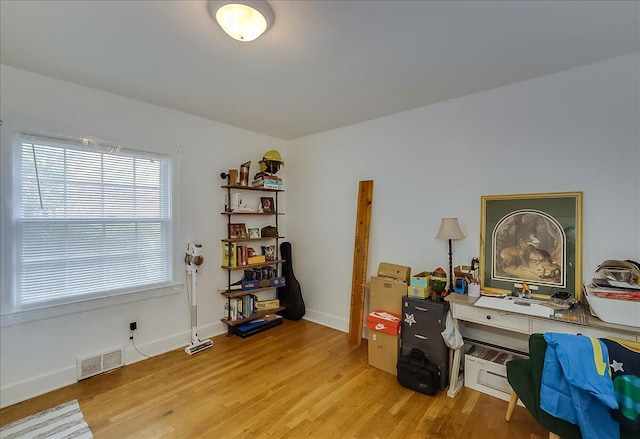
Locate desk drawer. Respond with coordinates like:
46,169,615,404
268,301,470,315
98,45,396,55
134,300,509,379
453,304,531,334
531,320,636,341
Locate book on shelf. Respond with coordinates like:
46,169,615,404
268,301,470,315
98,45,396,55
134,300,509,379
225,298,239,320
252,178,284,189
225,295,259,321
245,294,257,316
261,183,284,190
228,193,241,212
221,242,237,267
584,282,640,300
236,245,249,266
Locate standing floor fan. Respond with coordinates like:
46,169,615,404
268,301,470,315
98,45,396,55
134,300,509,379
184,242,213,355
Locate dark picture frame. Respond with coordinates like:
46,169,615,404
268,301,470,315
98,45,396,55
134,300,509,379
260,197,275,213
229,223,247,239
262,245,275,261
480,192,583,300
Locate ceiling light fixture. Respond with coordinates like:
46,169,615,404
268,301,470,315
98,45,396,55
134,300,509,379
208,0,274,42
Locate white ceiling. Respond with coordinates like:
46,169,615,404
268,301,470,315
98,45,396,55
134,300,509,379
1,1,638,140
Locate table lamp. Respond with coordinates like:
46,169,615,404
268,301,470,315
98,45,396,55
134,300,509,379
436,218,465,293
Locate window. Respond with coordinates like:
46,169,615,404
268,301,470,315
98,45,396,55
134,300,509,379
7,135,173,313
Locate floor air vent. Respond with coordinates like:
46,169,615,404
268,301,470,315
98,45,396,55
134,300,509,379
77,347,124,380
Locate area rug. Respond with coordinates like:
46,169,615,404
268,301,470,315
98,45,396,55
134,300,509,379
0,399,93,439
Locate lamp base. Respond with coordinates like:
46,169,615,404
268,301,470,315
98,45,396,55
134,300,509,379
447,239,453,294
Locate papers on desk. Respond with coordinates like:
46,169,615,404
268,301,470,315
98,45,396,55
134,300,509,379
473,296,553,318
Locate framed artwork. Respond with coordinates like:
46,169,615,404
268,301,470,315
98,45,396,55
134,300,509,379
261,197,275,213
248,228,260,239
480,192,583,300
229,223,247,239
262,245,275,261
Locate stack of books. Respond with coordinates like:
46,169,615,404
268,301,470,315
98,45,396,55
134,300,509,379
225,294,259,321
252,174,284,190
222,243,266,267
583,281,640,327
584,280,640,301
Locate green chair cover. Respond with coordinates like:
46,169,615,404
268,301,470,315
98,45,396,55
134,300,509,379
506,333,633,439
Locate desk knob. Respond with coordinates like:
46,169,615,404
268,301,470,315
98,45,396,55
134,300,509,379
486,315,492,320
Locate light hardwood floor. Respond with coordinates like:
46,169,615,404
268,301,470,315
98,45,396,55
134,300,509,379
1,319,547,438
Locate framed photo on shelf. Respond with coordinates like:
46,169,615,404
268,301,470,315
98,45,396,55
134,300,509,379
248,228,260,239
262,245,275,261
229,223,247,239
480,192,583,300
260,197,275,213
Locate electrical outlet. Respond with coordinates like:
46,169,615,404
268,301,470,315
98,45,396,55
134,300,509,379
129,321,137,331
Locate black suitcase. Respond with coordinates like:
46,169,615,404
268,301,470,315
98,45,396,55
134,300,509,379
397,347,440,396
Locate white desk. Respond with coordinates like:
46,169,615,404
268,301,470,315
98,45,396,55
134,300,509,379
445,294,640,398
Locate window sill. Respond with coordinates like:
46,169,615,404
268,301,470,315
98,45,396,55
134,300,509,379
1,283,183,328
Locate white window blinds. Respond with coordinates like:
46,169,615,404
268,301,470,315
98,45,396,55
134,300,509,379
13,135,173,311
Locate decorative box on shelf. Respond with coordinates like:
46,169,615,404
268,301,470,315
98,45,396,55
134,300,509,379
241,280,261,291
270,276,285,287
411,271,432,288
256,299,280,310
240,277,285,291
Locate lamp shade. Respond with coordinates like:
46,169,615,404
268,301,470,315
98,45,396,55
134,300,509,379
435,218,465,240
209,0,274,42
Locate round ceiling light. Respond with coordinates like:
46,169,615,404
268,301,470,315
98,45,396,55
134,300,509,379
208,1,274,42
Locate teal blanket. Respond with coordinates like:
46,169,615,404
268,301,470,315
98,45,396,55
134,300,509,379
541,333,619,439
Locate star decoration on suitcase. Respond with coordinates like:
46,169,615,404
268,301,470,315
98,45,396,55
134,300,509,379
404,313,416,326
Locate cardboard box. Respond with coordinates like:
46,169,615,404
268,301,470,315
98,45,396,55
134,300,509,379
411,271,431,288
370,262,411,314
270,276,286,287
367,311,401,335
367,310,401,375
464,345,525,404
377,262,411,281
407,285,430,298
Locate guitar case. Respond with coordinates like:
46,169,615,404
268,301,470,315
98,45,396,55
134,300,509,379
277,241,305,320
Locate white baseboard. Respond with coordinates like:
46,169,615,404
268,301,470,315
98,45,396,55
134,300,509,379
0,321,228,409
302,308,349,333
1,366,76,409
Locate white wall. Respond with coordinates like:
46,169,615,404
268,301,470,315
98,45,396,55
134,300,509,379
1,53,638,408
287,54,640,331
0,65,286,407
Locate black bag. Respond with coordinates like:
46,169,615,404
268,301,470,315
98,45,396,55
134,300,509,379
397,348,440,396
